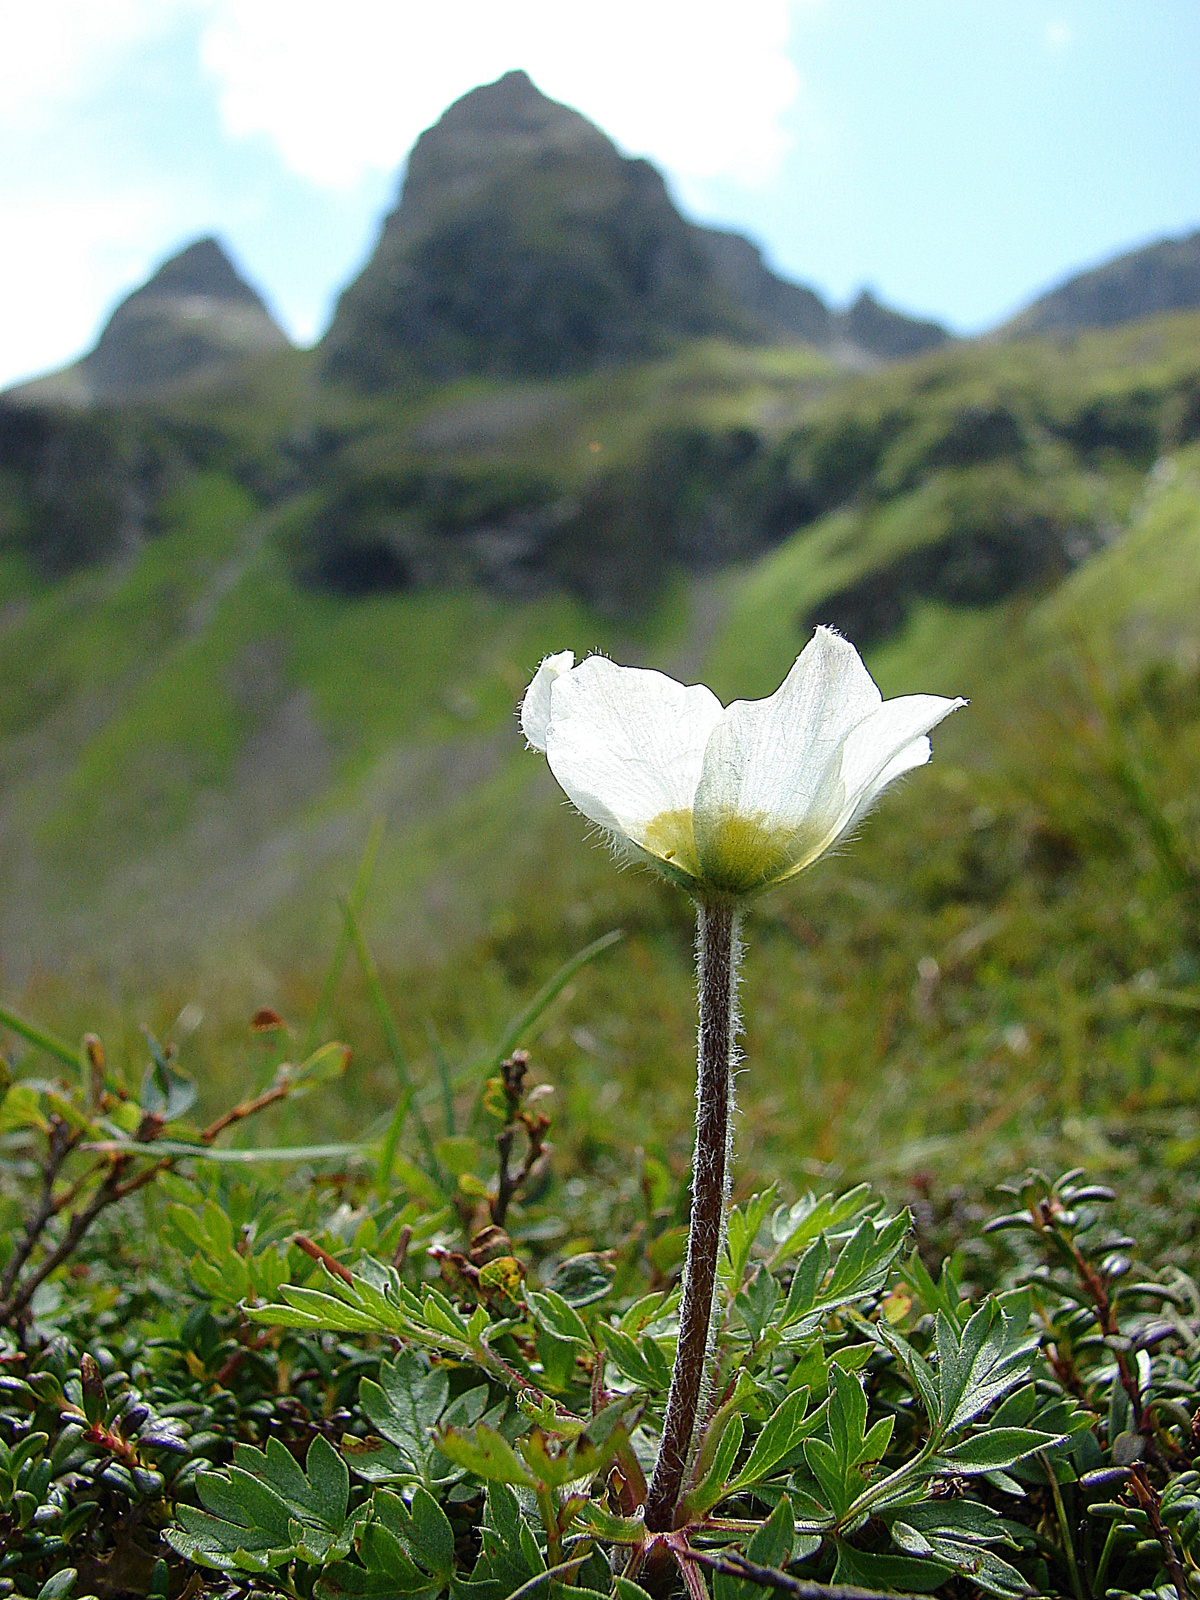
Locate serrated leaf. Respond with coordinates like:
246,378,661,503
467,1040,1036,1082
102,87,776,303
770,1184,876,1261
355,1355,472,1489
937,1428,1066,1474
438,1424,535,1488
526,1289,590,1345
164,1434,355,1574
599,1323,671,1391
727,1387,822,1491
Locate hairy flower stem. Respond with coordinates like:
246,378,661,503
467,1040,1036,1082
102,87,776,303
645,898,740,1532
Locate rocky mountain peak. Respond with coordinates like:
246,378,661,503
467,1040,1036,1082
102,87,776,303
79,237,289,401
130,236,270,309
321,72,949,388
396,70,611,230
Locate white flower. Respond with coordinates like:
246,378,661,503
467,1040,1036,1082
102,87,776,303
520,628,965,897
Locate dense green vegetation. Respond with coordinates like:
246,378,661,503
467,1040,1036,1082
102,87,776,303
1,318,1197,1187
1,307,1199,1596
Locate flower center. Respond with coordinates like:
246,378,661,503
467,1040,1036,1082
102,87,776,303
694,809,798,895
641,809,701,879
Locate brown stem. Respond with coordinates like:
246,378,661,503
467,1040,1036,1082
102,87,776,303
684,1544,916,1600
1,1061,302,1331
0,1119,78,1302
1130,1464,1189,1600
293,1234,355,1284
644,899,738,1533
201,1081,290,1143
0,1157,132,1327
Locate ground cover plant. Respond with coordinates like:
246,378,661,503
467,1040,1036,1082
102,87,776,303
4,617,1200,1599
4,976,1200,1600
2,314,1199,1597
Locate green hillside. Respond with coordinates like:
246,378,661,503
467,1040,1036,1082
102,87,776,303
2,316,1199,1192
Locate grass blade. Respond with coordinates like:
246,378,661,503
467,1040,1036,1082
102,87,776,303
0,1004,79,1071
425,1018,456,1135
85,1139,370,1164
341,898,438,1170
480,928,623,1075
301,816,384,1059
377,1086,414,1195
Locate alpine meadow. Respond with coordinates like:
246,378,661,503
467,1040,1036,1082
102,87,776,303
3,67,1200,1600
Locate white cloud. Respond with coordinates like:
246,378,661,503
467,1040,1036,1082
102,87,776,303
199,0,802,189
1045,19,1072,49
0,0,186,131
0,0,808,386
0,194,167,385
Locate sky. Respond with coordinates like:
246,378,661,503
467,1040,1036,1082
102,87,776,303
2,0,1199,389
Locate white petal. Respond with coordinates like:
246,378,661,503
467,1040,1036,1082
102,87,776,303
542,656,724,870
694,629,882,838
797,693,965,869
836,737,932,840
520,650,574,751
838,694,964,818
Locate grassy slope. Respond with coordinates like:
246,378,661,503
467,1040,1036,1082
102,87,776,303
2,322,1199,1204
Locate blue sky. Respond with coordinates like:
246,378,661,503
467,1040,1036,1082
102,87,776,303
2,0,1198,388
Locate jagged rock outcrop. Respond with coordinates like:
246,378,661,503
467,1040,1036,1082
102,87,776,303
10,238,290,406
1005,228,1200,338
322,71,949,385
83,237,289,399
321,71,754,386
835,289,948,361
690,227,833,346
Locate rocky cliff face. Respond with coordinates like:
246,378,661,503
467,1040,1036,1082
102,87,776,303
322,71,949,386
321,72,755,386
1005,228,1200,338
76,238,289,401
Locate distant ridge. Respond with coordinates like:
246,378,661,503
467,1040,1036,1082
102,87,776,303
1004,227,1200,338
9,237,289,405
322,70,948,386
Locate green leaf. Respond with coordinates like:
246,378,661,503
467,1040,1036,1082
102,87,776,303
90,1137,369,1164
526,1289,590,1346
598,1323,671,1391
0,1083,49,1135
685,1412,744,1515
37,1571,78,1600
780,1213,909,1339
165,1435,357,1573
357,1487,456,1584
140,1056,198,1122
354,1353,493,1489
936,1293,1036,1433
713,1498,795,1600
937,1427,1066,1474
438,1424,536,1488
545,1253,613,1307
833,1542,952,1593
0,1003,79,1069
723,1186,778,1290
405,1486,455,1577
769,1183,876,1262
459,1482,545,1600
735,1265,781,1341
580,1505,645,1543
727,1387,823,1491
612,1580,654,1600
